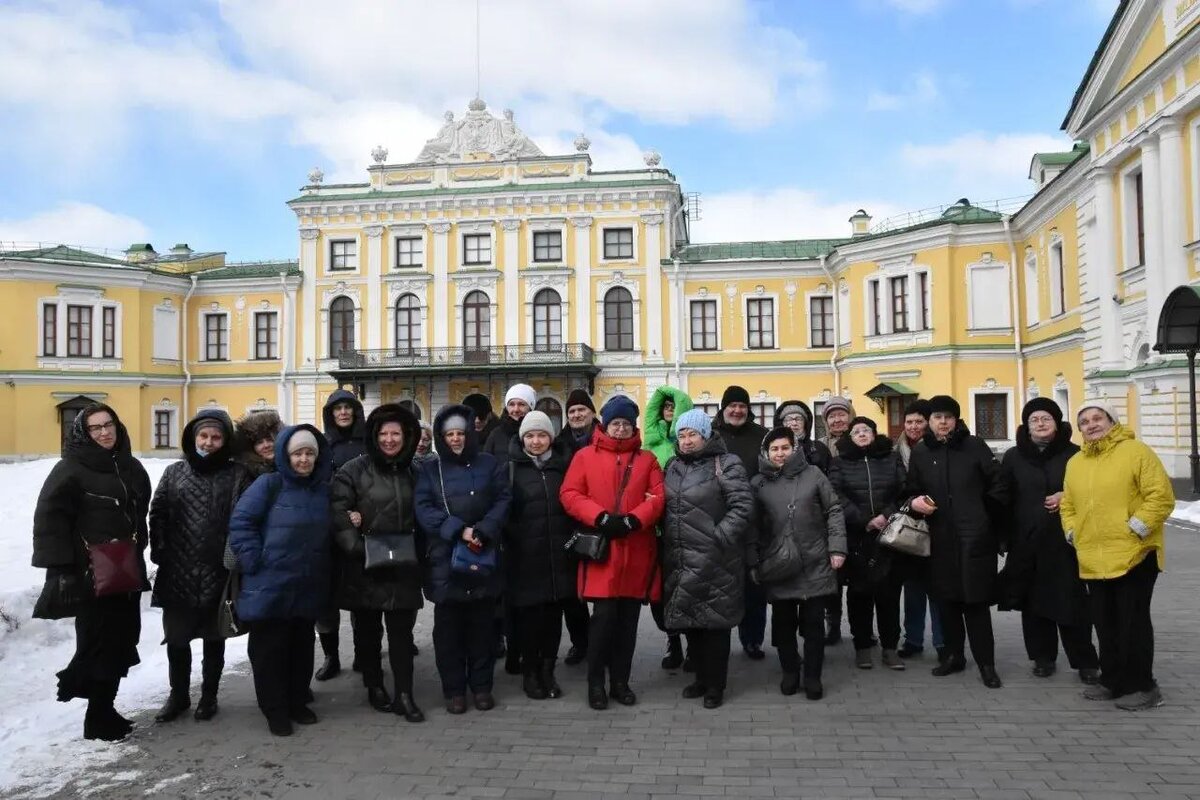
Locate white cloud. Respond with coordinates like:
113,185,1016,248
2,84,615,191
0,202,151,251
898,131,1071,198
866,72,940,112
691,188,905,242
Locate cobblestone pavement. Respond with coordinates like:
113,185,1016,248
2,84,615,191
34,527,1200,800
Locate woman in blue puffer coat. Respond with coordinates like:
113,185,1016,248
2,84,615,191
228,424,333,737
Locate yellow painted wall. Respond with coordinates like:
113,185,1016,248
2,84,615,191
1117,12,1166,93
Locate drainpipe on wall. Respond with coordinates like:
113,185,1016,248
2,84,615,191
672,257,683,383
819,254,842,394
182,274,198,420
1003,215,1026,407
279,272,290,420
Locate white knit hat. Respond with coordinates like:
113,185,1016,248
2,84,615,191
519,410,555,438
1076,399,1121,425
504,383,537,409
286,429,319,455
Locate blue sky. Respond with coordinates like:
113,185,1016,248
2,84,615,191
0,0,1116,260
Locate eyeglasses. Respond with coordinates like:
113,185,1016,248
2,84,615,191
607,420,634,429
1027,414,1056,425
782,414,805,424
86,421,116,433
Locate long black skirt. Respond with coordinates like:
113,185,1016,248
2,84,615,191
56,594,142,702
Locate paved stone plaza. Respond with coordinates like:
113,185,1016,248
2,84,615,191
38,526,1200,800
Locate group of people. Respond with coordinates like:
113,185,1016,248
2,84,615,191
30,379,1174,742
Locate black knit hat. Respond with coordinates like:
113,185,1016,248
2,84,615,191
847,415,877,433
721,385,751,407
1021,397,1063,426
926,395,961,418
565,388,595,413
904,399,932,420
462,393,493,419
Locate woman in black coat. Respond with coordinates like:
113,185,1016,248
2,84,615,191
907,395,1008,689
31,404,152,742
331,403,427,722
503,411,575,701
999,398,1099,682
149,409,252,723
829,417,909,671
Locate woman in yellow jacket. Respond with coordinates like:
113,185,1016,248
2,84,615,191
1060,400,1174,711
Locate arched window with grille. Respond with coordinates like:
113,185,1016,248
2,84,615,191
394,293,421,355
329,296,355,359
463,290,491,357
603,287,634,351
533,288,562,353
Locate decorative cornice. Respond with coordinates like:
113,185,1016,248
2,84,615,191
570,216,594,229
299,228,320,241
428,222,452,235
363,225,385,238
640,213,664,227
499,218,521,231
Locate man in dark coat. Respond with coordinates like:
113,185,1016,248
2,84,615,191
555,387,598,664
149,409,252,723
906,395,1009,689
316,388,368,680
999,398,1099,683
483,383,537,460
711,385,769,660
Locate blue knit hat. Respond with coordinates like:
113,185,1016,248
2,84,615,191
600,395,640,427
674,408,712,440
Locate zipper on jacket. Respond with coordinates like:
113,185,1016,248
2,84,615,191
84,491,119,506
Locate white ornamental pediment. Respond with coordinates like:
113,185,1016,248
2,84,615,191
876,254,915,273
321,281,362,306
416,100,545,163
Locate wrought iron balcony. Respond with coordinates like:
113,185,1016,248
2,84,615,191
333,343,598,376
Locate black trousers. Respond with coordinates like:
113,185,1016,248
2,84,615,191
771,597,827,680
848,569,903,650
1021,611,1099,669
562,598,589,650
685,628,732,691
938,600,995,667
738,570,768,648
433,599,496,698
512,602,565,665
587,598,641,688
247,618,315,720
166,639,226,697
1088,553,1159,697
353,608,418,692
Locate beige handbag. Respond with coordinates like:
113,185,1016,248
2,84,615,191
879,504,931,557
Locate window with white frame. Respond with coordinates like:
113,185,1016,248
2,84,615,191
1024,249,1040,325
1121,166,1145,269
395,237,423,268
694,403,719,418
967,261,1011,329
603,287,634,351
42,303,56,356
463,233,492,265
750,402,775,427
533,231,563,263
973,393,1008,440
1049,239,1066,316
1053,385,1070,419
67,305,92,357
102,307,116,358
39,296,121,360
689,299,718,351
866,270,931,336
533,288,563,352
328,297,355,358
204,313,229,361
918,272,930,330
602,228,634,260
394,293,421,355
809,296,834,348
746,297,775,349
153,409,174,449
890,275,909,332
330,239,357,271
153,306,179,360
254,311,278,360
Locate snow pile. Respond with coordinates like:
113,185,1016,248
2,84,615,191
0,458,250,799
1171,499,1200,526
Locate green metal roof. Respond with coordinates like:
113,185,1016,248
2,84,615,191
195,261,301,280
125,243,155,252
1062,0,1133,129
1034,143,1090,167
1,245,132,266
671,239,849,263
287,178,679,205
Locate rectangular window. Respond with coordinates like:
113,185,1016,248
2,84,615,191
693,403,719,418
918,272,930,330
974,393,1009,441
330,240,357,271
1050,241,1066,316
690,299,718,351
1134,171,1145,267
395,237,423,268
254,311,278,360
813,401,827,440
603,228,634,260
463,234,492,265
102,307,116,358
746,298,775,349
42,303,56,356
66,305,92,357
153,410,172,449
810,296,833,347
532,231,563,263
750,402,774,428
204,314,228,361
890,276,909,333
869,280,881,335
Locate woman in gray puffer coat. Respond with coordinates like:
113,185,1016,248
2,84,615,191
750,427,846,701
661,409,754,710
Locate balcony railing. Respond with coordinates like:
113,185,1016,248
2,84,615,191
336,343,597,372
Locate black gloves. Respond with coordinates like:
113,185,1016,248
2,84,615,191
620,514,641,533
595,512,635,539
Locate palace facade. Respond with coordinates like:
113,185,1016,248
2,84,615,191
2,0,1199,476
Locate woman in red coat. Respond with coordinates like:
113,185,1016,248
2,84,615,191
560,394,665,710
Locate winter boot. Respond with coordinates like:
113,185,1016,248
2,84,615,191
661,634,683,669
780,672,801,696
194,641,224,721
393,689,425,723
523,665,548,700
315,632,341,681
855,648,873,669
540,658,563,699
155,645,192,722
84,680,129,741
882,649,905,671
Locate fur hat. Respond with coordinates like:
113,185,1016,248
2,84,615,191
926,395,962,418
1022,397,1063,426
519,410,555,438
462,393,493,419
847,415,877,433
600,395,640,427
674,408,713,440
236,410,282,452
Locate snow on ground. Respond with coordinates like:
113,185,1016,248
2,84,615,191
0,458,250,799
1172,499,1200,526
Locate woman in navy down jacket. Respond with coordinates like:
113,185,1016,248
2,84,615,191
228,424,333,737
414,404,512,715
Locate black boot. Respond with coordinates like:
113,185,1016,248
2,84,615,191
155,645,191,722
315,632,341,681
194,640,224,721
505,650,523,676
393,690,425,723
367,685,392,712
824,606,842,646
541,658,563,699
661,634,683,670
84,680,129,741
523,665,547,700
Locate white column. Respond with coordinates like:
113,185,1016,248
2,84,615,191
364,225,384,350
1091,169,1123,370
667,259,681,368
1156,118,1189,293
642,213,665,362
298,228,319,370
1140,135,1166,345
571,216,593,345
430,222,451,348
501,218,521,346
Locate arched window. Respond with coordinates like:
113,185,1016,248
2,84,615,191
533,288,562,352
603,287,634,351
394,293,421,355
329,296,355,359
398,399,422,420
463,290,491,355
536,397,563,433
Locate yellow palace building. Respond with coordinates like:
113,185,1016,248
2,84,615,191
2,0,1199,476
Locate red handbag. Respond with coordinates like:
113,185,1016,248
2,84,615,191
86,536,143,597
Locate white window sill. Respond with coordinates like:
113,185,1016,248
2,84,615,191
967,327,1014,337
864,330,934,350
38,357,124,371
